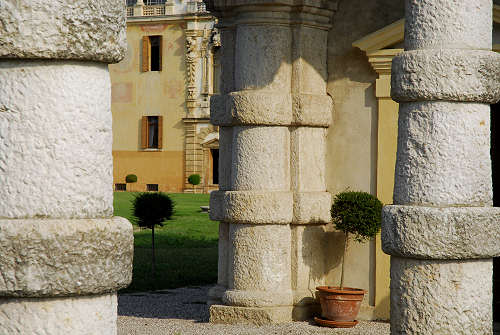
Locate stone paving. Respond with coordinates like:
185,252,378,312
118,286,390,335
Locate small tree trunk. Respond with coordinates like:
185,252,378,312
152,224,156,281
340,232,348,289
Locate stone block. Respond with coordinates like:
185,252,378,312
211,91,293,126
292,192,331,224
0,217,133,297
390,257,492,335
210,304,292,325
0,294,117,335
235,25,292,92
393,102,492,206
382,205,500,259
0,0,126,63
210,190,293,224
231,126,290,191
228,224,292,304
292,94,332,126
391,49,500,103
291,127,326,192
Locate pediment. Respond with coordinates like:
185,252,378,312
201,132,219,148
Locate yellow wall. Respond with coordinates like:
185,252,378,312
109,21,187,192
325,0,405,319
374,73,399,320
113,151,184,192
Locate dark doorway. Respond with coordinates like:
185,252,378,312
211,149,219,185
492,103,499,323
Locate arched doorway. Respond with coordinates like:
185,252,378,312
492,102,499,325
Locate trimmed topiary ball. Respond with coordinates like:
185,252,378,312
331,191,383,242
187,174,201,186
132,192,174,228
126,174,138,183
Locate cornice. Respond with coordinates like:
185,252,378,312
127,13,214,24
352,19,404,54
366,49,404,75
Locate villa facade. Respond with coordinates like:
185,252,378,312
110,0,220,193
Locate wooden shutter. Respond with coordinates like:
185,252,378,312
158,36,163,71
157,116,163,149
141,116,148,149
141,36,149,72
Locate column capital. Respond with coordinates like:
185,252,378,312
209,0,338,29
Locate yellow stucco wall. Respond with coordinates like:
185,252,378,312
374,74,399,320
109,21,187,192
325,1,405,319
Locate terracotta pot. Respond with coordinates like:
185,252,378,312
316,286,366,322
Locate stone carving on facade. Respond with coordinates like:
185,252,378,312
186,35,198,100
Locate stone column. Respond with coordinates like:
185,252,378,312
382,0,500,334
0,1,133,334
208,1,336,324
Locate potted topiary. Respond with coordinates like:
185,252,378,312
126,174,138,192
315,191,382,328
187,174,201,193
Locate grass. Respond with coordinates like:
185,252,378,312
114,192,219,292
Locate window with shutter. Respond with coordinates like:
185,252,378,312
141,116,162,150
142,35,163,72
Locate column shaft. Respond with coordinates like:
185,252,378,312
209,2,336,324
0,1,133,334
383,0,500,334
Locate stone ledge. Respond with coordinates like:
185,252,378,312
211,91,331,127
382,205,500,259
0,0,126,63
292,192,331,224
210,304,292,325
210,191,293,224
391,49,500,103
0,217,133,297
292,93,332,126
223,289,293,307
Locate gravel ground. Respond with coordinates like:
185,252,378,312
118,286,390,335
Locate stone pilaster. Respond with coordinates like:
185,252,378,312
183,19,219,192
382,0,500,334
0,1,133,334
208,1,336,324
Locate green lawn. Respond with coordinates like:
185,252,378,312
114,192,219,292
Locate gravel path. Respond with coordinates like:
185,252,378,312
118,286,390,335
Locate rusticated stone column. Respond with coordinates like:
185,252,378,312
0,1,133,334
208,1,336,324
382,0,500,334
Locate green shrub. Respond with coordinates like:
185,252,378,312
126,174,138,183
132,192,174,281
187,174,201,186
331,191,383,242
132,192,174,228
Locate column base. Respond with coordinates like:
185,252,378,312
0,293,117,335
209,304,293,325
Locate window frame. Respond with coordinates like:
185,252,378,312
141,115,163,150
141,35,163,72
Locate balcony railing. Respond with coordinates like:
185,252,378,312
126,0,207,17
142,4,166,16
